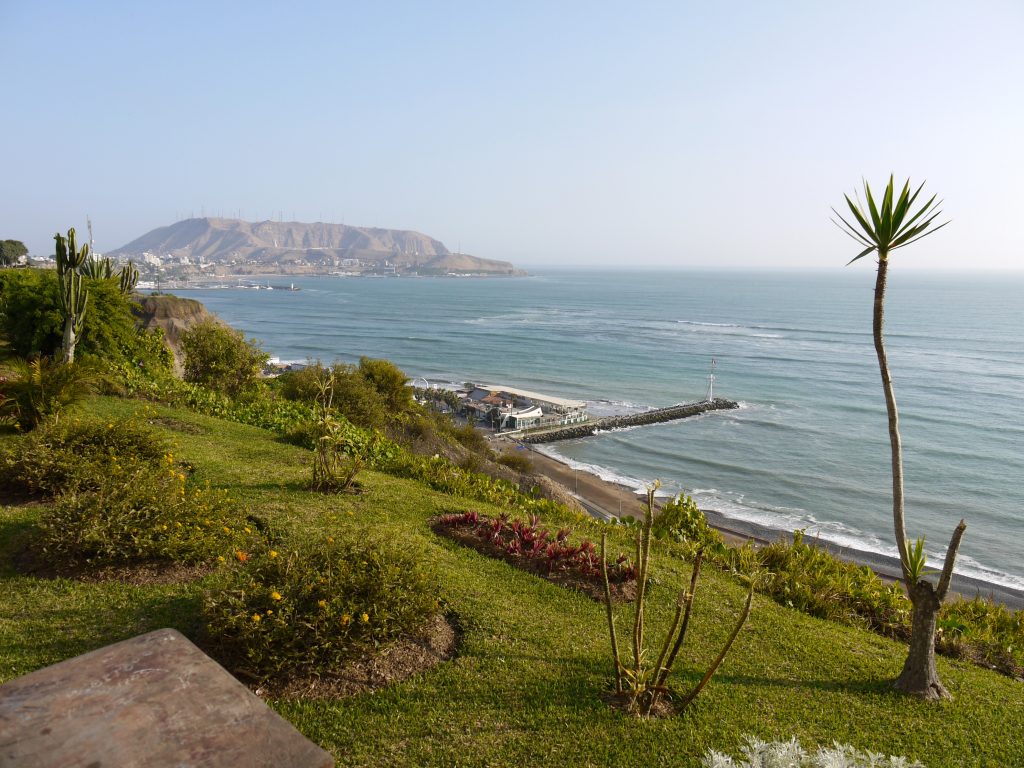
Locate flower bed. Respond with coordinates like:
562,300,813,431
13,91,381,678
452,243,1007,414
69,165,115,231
431,511,636,602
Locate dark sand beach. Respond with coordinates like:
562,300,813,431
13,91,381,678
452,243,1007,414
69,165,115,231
495,437,1024,611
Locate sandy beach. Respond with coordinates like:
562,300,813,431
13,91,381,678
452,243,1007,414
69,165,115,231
494,436,1024,611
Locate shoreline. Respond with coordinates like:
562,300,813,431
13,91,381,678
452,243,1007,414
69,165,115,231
500,438,1024,611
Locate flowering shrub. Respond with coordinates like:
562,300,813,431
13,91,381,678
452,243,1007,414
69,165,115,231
435,511,635,584
703,735,924,767
0,416,171,497
203,534,440,680
37,454,253,567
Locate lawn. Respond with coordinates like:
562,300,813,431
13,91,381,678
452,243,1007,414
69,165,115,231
1,397,1021,767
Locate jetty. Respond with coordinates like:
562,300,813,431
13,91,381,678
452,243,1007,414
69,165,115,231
519,398,739,444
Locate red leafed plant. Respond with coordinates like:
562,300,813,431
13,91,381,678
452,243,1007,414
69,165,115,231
433,511,636,598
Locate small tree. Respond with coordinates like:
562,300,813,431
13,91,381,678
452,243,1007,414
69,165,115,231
0,240,28,267
180,319,269,397
601,483,753,716
832,175,962,700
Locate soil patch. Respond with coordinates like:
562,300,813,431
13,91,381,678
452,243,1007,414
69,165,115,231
431,517,636,604
250,613,458,700
600,690,677,718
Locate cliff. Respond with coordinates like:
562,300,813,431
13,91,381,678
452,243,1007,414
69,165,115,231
133,294,215,373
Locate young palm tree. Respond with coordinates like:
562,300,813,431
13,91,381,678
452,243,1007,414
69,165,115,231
833,175,962,700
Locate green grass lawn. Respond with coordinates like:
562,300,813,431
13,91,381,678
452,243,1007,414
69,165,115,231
1,397,1021,767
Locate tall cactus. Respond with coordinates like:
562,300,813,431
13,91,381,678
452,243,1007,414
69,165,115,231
118,261,139,294
54,228,89,364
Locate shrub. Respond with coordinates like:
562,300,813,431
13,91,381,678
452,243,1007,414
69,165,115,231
0,357,98,430
278,361,388,431
37,456,251,567
755,530,910,636
358,356,414,413
703,735,924,768
937,596,1024,677
203,533,440,680
180,319,269,397
435,510,633,584
496,450,533,473
0,416,170,496
601,485,752,717
451,423,491,454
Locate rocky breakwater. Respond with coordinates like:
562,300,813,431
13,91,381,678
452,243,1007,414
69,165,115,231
520,398,739,444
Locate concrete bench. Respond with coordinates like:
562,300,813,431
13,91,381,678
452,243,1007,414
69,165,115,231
0,628,333,767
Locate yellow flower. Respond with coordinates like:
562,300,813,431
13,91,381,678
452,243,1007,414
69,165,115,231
177,473,186,482
223,527,231,534
270,591,282,601
244,527,252,534
251,613,261,622
360,612,369,623
318,600,327,608
235,550,249,562
346,510,354,517
327,536,334,543
340,614,351,626
217,555,225,563
269,550,278,558
266,609,273,615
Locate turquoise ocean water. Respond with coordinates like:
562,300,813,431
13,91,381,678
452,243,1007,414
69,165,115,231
171,270,1024,592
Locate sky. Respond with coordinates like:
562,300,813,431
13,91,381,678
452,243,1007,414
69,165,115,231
2,1,1022,270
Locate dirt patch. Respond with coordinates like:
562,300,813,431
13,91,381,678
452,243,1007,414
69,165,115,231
13,545,213,585
431,518,636,604
600,690,677,718
250,613,459,700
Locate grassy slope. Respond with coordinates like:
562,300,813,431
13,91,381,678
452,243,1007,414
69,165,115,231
1,398,1021,767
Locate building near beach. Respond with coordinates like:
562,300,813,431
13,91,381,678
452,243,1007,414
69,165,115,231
460,385,588,431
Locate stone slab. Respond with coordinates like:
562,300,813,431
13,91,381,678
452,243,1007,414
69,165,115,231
0,628,334,767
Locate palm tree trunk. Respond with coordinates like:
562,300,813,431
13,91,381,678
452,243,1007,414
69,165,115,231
874,253,964,700
894,580,948,699
872,255,910,579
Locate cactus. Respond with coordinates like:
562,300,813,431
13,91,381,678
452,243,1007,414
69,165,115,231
600,483,754,717
118,261,139,294
80,256,114,279
53,228,89,364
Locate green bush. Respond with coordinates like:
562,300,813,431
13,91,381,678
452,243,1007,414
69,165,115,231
0,268,171,370
651,493,724,548
180,319,269,397
0,358,100,431
37,461,251,567
755,530,910,635
496,451,534,473
0,416,170,496
203,533,440,680
938,595,1024,676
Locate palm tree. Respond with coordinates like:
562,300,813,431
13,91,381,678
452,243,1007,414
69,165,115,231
832,175,963,700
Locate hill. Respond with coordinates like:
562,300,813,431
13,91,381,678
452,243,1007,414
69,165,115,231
3,397,1023,766
110,218,523,275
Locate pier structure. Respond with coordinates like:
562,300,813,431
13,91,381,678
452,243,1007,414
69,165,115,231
519,397,739,444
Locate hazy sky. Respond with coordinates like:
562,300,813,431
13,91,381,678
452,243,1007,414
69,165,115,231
3,2,1021,269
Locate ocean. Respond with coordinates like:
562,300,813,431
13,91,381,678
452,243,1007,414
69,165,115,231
171,270,1024,593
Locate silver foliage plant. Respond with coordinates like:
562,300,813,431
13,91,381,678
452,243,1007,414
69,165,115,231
703,735,924,768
